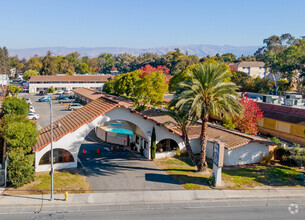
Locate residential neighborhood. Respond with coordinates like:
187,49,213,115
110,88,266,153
0,0,305,219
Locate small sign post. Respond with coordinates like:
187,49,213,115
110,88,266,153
212,141,224,186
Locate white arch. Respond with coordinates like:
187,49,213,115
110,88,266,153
35,106,184,172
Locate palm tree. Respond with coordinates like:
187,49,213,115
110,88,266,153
176,61,243,171
165,108,197,166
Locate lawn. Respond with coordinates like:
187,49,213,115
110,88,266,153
4,169,92,195
154,157,305,190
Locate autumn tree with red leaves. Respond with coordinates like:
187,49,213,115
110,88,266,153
233,96,263,135
138,64,170,78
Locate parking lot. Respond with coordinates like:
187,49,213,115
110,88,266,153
18,93,73,129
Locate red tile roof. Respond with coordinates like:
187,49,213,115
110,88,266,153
29,75,114,83
33,98,118,152
73,87,134,107
257,102,305,125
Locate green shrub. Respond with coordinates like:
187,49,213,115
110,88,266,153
8,148,35,188
176,148,181,157
49,86,55,93
222,116,236,130
274,146,291,161
270,137,281,144
208,174,215,186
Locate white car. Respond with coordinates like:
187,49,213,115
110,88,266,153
57,90,64,95
64,90,72,94
28,112,39,120
29,106,35,113
26,98,32,105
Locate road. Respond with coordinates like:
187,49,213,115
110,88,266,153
0,198,303,219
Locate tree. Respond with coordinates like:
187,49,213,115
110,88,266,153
8,84,24,97
165,107,197,166
2,97,29,115
0,47,10,74
137,71,168,105
40,51,59,75
233,96,263,135
255,33,296,93
25,56,42,72
1,114,39,153
151,127,156,160
78,62,92,74
175,61,243,171
8,148,35,188
98,53,115,74
221,53,237,62
115,53,136,73
23,69,38,80
9,56,20,69
138,64,169,78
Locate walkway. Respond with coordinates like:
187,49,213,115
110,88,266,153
77,131,182,192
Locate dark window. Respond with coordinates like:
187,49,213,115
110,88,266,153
136,135,139,144
39,149,74,165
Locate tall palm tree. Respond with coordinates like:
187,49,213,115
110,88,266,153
165,108,197,166
176,61,243,171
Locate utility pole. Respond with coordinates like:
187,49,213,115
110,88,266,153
49,98,54,201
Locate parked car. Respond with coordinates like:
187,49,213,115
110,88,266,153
38,96,52,102
25,98,32,105
56,95,75,100
59,97,75,104
39,90,47,96
68,103,83,111
57,90,64,95
64,90,72,94
29,105,35,113
28,112,39,120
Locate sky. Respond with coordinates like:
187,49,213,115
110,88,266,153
1,0,305,49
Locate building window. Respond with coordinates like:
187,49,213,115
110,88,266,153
144,141,148,149
39,148,74,165
136,135,139,144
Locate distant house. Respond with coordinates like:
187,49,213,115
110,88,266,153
110,67,119,75
28,75,114,93
233,61,267,78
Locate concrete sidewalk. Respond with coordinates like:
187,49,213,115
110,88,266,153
1,188,305,207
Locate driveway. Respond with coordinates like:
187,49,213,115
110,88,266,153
78,132,183,192
18,93,71,129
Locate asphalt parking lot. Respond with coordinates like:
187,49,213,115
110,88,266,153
18,93,72,129
78,131,183,192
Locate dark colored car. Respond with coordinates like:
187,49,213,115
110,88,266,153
39,90,47,96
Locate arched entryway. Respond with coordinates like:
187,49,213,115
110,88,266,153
39,148,74,165
156,139,179,153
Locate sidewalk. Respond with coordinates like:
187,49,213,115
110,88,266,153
1,188,305,207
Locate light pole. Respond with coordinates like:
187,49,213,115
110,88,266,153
49,98,54,201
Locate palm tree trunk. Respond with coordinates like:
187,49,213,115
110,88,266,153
182,132,196,166
198,114,209,172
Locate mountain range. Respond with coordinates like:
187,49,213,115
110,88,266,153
8,45,260,59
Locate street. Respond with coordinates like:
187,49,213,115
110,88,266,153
0,198,304,219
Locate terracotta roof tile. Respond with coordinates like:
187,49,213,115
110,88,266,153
73,87,133,107
33,98,118,152
29,75,114,83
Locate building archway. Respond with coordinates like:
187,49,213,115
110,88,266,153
156,139,179,153
39,148,74,165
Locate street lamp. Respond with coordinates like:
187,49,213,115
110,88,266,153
49,98,54,201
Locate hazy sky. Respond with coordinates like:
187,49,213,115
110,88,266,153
1,0,304,49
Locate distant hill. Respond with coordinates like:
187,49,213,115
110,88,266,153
8,45,259,59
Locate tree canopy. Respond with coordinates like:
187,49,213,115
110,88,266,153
2,96,29,115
